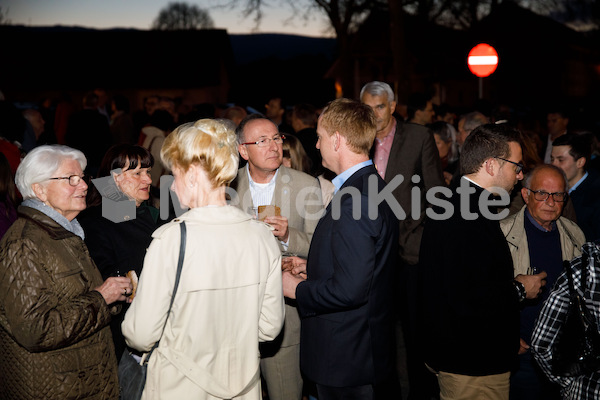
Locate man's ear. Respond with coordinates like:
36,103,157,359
238,144,249,161
333,131,341,151
484,158,496,176
32,183,47,203
576,156,586,170
521,187,530,205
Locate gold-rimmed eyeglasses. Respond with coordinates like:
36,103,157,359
48,175,86,186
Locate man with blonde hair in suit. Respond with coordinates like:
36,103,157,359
282,98,400,399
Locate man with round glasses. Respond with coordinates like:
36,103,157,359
230,113,323,400
500,164,585,399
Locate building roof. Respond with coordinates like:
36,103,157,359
0,25,235,91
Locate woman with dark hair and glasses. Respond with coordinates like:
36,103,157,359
78,143,169,361
0,144,131,399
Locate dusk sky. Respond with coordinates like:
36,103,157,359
2,0,333,37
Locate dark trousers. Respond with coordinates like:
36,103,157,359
316,384,374,400
314,374,400,400
399,262,439,400
510,351,561,400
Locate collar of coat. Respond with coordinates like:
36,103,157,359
17,205,79,240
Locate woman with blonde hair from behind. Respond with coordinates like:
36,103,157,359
282,133,335,207
122,118,285,400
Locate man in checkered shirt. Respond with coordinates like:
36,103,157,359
531,242,600,399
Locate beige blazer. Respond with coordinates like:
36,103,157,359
229,165,323,348
500,205,586,276
229,165,323,258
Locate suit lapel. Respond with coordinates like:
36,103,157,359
274,166,292,220
273,167,283,207
234,167,253,211
385,121,408,181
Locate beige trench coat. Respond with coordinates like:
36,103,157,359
122,206,284,400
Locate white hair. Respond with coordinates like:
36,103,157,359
359,81,396,103
15,145,87,200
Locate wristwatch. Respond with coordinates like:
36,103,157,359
513,280,526,302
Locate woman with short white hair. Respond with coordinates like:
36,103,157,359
0,144,133,399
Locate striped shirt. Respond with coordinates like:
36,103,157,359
531,242,600,400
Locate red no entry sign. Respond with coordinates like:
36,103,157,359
468,43,499,77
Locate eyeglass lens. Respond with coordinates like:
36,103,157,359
258,136,284,147
533,191,566,202
69,175,84,186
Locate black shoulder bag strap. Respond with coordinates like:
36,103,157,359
144,221,187,363
565,250,588,306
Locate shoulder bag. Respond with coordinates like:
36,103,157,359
552,252,600,376
119,221,187,400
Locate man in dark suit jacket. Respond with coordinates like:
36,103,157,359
283,98,399,399
361,81,444,399
420,124,547,399
551,132,600,242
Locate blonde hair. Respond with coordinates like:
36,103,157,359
282,134,311,174
319,98,376,155
161,118,239,188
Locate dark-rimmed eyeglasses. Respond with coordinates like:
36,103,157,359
48,175,86,186
241,134,285,148
524,188,568,202
494,157,524,174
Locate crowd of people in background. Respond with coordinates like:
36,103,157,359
1,83,600,400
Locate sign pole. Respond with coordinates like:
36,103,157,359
479,77,483,99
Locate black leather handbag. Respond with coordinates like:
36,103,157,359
118,221,187,399
552,255,600,377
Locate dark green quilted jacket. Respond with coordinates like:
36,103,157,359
0,206,119,399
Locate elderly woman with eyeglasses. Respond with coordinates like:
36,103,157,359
122,118,285,400
0,145,133,400
77,143,170,363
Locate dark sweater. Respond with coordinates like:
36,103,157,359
521,211,562,341
420,179,520,376
78,202,160,358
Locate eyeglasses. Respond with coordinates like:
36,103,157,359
48,175,86,186
524,188,568,202
241,134,285,147
494,157,524,174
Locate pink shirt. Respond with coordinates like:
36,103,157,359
373,119,397,179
